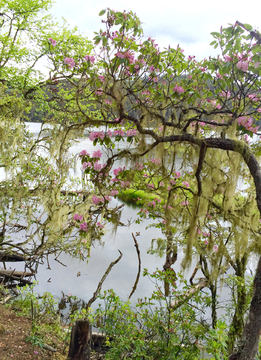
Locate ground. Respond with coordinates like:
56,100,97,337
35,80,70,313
0,304,67,360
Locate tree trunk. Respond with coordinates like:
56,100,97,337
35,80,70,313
68,320,92,360
229,256,261,360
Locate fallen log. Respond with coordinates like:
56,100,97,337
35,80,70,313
0,270,34,277
0,252,27,262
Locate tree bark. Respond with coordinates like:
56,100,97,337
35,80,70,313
228,256,261,360
68,320,92,359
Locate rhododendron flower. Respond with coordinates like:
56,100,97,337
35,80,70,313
84,55,95,63
126,129,137,136
89,131,105,141
73,214,83,221
236,61,248,72
135,163,143,170
181,201,189,206
92,150,102,158
173,85,185,94
182,181,189,188
159,182,164,187
113,167,123,176
80,222,88,232
48,38,57,46
114,129,124,136
79,150,89,157
105,195,112,201
64,57,75,68
151,158,161,165
213,245,218,253
110,189,119,196
224,55,232,62
92,195,102,205
93,162,102,171
97,222,104,229
174,171,181,178
147,183,155,189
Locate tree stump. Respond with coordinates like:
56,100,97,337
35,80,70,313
68,320,92,359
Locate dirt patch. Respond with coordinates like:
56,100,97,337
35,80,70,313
0,304,67,359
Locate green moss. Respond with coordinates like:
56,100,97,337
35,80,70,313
118,188,160,204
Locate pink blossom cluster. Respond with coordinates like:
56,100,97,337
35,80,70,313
120,181,130,188
181,200,189,206
92,195,104,205
182,181,189,188
92,150,103,158
236,61,248,72
238,116,259,133
135,163,143,170
173,85,185,94
48,38,57,46
64,57,75,68
84,55,95,63
115,50,135,63
151,158,161,165
73,214,83,221
113,167,124,176
80,222,88,232
89,131,105,141
79,150,90,157
110,189,119,196
148,200,156,207
114,129,125,136
174,171,181,178
126,129,137,136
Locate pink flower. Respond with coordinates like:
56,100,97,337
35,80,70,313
135,163,143,170
64,57,75,69
151,158,161,165
105,195,112,201
159,126,163,132
79,150,89,157
92,195,101,205
97,222,104,229
173,85,185,94
236,61,248,72
48,38,57,46
126,129,137,136
224,55,232,62
110,189,119,196
147,183,155,189
114,129,125,136
182,181,189,188
93,162,102,171
84,55,95,63
80,222,88,232
92,150,102,158
181,201,189,205
73,214,83,221
174,171,181,178
113,167,123,176
213,245,218,253
159,182,164,187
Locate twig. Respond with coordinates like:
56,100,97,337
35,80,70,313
129,233,141,299
86,250,123,309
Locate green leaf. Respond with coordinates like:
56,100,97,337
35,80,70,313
99,9,106,16
244,23,252,31
210,41,216,46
